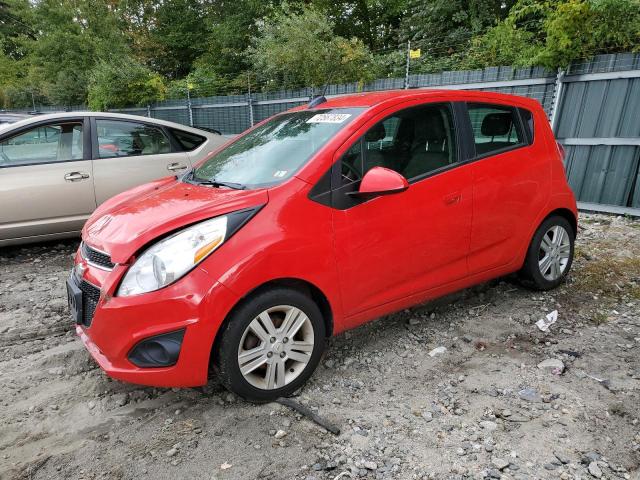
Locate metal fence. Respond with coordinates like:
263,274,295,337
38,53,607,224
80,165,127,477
25,52,640,215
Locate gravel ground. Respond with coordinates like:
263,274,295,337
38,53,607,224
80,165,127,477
1,213,639,480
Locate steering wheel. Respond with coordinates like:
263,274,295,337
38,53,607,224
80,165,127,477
341,160,362,184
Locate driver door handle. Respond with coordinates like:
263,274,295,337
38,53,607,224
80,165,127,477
64,172,90,182
167,162,187,172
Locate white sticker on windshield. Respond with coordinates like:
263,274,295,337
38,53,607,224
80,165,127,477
307,113,351,124
273,170,288,178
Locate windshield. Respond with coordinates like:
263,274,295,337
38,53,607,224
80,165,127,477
191,108,364,188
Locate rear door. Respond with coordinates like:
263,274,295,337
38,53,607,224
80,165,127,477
91,118,191,204
463,102,548,274
0,118,95,242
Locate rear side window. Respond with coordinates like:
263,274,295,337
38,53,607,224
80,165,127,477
171,129,206,151
0,122,83,167
467,104,524,156
519,108,534,144
96,120,172,158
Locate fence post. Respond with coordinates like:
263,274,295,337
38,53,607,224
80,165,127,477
247,93,254,127
186,89,194,127
404,40,411,89
550,68,565,133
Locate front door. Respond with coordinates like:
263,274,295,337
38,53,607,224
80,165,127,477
91,118,191,204
330,101,472,318
0,118,96,241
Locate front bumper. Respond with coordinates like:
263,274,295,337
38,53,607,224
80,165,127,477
71,252,240,387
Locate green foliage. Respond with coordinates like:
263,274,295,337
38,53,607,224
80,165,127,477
248,3,378,89
88,58,166,110
470,0,640,69
400,0,517,72
144,0,212,79
0,0,638,108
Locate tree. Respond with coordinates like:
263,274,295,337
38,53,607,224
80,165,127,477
399,0,517,72
468,0,640,69
248,3,378,90
88,57,166,110
144,0,212,79
312,0,409,50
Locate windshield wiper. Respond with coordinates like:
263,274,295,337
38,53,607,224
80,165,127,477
197,179,247,190
185,170,246,190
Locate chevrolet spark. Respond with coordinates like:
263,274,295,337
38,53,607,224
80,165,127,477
68,90,577,401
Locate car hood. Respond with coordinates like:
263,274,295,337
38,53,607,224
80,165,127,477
83,177,268,263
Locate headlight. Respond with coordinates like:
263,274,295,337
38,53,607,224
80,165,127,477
117,216,228,296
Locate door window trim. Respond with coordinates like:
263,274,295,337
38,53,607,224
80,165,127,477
0,117,91,169
90,117,178,160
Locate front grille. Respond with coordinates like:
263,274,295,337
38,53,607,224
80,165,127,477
79,280,100,327
81,242,114,270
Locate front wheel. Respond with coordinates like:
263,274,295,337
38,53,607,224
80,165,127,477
519,215,575,290
215,288,326,402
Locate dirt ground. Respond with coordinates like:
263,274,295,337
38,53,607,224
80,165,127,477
1,213,639,480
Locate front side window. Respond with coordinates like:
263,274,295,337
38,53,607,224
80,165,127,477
96,120,172,158
467,104,524,156
193,108,363,188
340,103,457,185
0,122,83,167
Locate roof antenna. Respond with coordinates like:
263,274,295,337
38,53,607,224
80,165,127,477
307,74,332,108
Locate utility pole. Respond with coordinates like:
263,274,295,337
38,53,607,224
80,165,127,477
404,40,411,90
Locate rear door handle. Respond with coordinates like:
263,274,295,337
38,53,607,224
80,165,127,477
443,192,461,205
64,172,90,182
167,162,187,171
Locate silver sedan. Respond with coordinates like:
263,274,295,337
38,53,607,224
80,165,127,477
0,112,227,246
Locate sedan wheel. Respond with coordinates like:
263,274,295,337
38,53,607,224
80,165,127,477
238,306,314,390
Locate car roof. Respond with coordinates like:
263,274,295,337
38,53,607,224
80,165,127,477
0,111,219,137
307,89,542,110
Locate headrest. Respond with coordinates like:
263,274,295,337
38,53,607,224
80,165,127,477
365,123,386,142
481,112,513,137
422,112,446,141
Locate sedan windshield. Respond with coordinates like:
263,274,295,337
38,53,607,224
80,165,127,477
191,108,364,188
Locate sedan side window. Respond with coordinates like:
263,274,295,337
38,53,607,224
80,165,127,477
467,104,524,156
96,120,172,158
339,103,457,185
0,122,83,167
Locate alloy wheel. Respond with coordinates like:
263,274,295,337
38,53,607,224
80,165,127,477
237,305,314,390
538,225,571,281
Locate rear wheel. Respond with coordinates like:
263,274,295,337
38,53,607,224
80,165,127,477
215,288,325,402
519,215,574,290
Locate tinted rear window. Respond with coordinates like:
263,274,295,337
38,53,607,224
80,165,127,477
519,108,534,144
171,129,207,151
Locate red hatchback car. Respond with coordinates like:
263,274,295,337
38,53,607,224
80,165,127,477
68,90,577,401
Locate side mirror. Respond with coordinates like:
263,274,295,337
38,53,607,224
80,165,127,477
349,166,409,198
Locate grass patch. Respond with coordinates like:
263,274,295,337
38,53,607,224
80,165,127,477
573,252,640,299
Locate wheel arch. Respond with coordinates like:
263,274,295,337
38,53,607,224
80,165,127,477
545,207,578,238
208,277,334,373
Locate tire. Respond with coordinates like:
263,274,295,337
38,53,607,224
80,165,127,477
215,287,326,402
519,215,575,291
